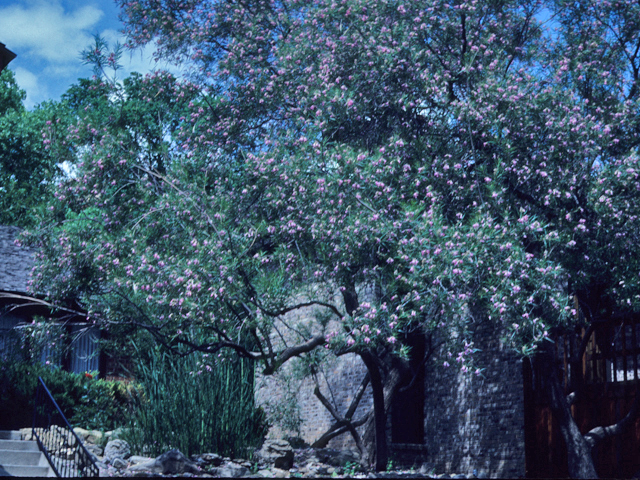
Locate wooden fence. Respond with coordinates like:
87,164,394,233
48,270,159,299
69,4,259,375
524,319,640,478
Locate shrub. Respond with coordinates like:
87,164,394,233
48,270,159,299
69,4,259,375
0,359,132,431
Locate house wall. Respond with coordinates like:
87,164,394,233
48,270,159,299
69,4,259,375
0,313,22,360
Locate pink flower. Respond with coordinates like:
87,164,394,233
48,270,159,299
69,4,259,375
387,336,397,344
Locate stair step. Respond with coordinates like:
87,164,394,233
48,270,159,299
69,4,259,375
0,464,54,477
0,439,40,451
0,430,22,440
0,449,48,466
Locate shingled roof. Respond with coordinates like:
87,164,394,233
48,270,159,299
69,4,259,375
0,226,34,294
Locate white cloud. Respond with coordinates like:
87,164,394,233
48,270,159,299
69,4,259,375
12,66,47,102
0,0,103,64
1,0,186,109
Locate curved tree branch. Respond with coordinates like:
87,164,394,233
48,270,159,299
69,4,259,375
584,387,640,449
261,334,326,375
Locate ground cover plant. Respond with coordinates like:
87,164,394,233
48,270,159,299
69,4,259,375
21,0,640,475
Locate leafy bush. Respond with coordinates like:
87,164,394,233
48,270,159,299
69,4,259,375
123,347,268,458
0,359,132,431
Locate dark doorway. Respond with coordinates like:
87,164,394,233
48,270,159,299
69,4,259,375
391,332,426,444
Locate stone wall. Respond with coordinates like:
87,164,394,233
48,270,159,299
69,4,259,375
422,320,526,478
254,287,527,478
255,335,373,451
254,285,374,453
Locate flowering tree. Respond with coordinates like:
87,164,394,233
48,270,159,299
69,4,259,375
26,0,640,475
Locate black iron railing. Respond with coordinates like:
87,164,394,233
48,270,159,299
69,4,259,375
32,377,99,477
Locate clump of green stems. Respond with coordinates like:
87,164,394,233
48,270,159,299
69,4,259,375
124,345,267,458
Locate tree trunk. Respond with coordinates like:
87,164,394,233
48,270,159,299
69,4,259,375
539,351,599,478
360,350,388,472
358,353,409,470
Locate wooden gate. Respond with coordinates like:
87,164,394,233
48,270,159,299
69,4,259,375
524,319,640,478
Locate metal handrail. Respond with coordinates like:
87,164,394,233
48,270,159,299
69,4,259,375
32,377,100,477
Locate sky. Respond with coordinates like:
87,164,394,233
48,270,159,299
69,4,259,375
0,0,180,109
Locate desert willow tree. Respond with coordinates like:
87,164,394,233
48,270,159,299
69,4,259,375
25,0,640,474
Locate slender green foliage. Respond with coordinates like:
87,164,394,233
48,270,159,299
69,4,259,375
124,347,267,458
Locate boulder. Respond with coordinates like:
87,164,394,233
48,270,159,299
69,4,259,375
129,455,154,465
192,452,223,466
104,439,131,463
210,462,249,478
315,447,360,467
127,449,199,475
83,443,103,458
112,457,128,469
257,439,294,470
271,467,290,478
73,427,104,445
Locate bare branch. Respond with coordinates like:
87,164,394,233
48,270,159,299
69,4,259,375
0,293,86,317
262,334,326,375
310,413,371,450
345,372,371,420
260,301,343,320
313,384,342,422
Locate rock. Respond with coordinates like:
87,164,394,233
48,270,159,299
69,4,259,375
104,439,131,463
210,462,249,478
130,471,153,477
100,465,120,477
129,455,154,465
28,426,76,455
73,427,103,445
128,449,199,475
257,439,294,470
112,457,128,469
315,448,360,467
191,453,223,466
272,467,290,478
83,443,103,458
155,449,200,474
